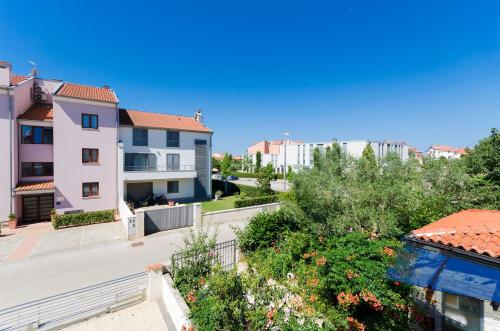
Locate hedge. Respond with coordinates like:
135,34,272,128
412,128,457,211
234,195,278,208
234,172,283,180
212,180,268,197
52,209,115,229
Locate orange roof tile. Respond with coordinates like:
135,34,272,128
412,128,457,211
11,74,29,86
429,145,466,154
18,103,53,122
119,109,212,133
55,82,118,103
15,180,55,192
411,209,500,258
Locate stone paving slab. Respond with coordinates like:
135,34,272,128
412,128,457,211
0,234,25,261
63,301,169,331
31,222,124,257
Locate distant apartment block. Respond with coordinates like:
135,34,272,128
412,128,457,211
426,145,466,159
247,139,409,173
0,61,212,224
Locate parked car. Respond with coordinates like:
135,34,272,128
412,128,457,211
226,175,239,181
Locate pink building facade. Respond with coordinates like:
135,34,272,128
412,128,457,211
0,60,212,225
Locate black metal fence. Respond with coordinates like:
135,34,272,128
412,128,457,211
170,239,237,278
0,272,148,331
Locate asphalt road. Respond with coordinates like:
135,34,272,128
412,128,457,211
0,219,246,309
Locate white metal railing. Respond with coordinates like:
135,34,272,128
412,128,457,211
0,272,148,331
124,165,195,172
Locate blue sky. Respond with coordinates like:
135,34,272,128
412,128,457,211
1,1,499,154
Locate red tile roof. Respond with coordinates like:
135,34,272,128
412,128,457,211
429,145,466,154
119,109,212,133
15,180,55,192
11,74,29,86
55,82,118,103
411,209,500,258
18,103,53,122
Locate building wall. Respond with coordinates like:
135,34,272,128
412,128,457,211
251,139,410,173
119,127,210,170
53,98,118,213
0,90,11,221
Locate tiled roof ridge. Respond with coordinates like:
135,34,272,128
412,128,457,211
121,108,198,121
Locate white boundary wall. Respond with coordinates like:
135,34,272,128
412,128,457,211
200,202,281,226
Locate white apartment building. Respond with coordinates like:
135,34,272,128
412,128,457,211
248,139,409,173
426,145,466,159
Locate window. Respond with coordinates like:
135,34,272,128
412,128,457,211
82,114,98,129
82,182,99,198
133,128,148,146
167,131,180,147
124,153,156,171
167,181,179,193
443,293,481,331
21,125,53,144
167,154,180,170
82,149,99,164
21,162,53,177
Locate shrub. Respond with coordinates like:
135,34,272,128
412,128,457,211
234,195,278,208
52,210,115,229
236,209,297,252
237,184,261,198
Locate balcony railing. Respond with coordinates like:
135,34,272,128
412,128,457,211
124,165,195,172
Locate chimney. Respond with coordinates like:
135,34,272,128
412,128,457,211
0,61,12,87
194,109,203,123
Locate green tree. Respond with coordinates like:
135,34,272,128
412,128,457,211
212,157,221,171
220,153,233,177
362,144,377,168
255,151,262,173
257,163,274,196
242,154,253,172
313,147,322,170
465,128,500,185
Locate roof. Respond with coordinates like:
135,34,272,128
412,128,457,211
15,180,55,192
119,109,212,133
55,82,118,103
411,209,500,258
429,145,466,154
11,74,29,86
18,103,53,122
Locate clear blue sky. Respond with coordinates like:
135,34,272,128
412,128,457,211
1,1,499,154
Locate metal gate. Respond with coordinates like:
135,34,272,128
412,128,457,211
22,194,54,223
144,204,193,235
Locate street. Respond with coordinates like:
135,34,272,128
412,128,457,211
0,219,246,309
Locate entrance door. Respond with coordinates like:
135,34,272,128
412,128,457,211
127,182,153,203
22,194,54,223
194,139,209,198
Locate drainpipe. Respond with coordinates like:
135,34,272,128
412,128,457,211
7,87,13,214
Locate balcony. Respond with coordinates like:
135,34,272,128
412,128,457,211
122,164,197,181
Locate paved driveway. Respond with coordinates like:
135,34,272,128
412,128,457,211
0,221,124,263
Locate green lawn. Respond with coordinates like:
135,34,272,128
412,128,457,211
201,195,240,213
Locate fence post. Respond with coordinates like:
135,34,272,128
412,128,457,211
135,209,145,239
146,264,164,301
192,203,202,228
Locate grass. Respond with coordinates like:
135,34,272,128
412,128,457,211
201,195,241,213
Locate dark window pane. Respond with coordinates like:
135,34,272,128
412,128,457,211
91,149,98,162
33,163,43,176
133,128,148,146
167,131,180,147
91,115,98,129
34,127,43,144
21,126,33,144
83,149,90,162
82,114,90,128
21,163,32,177
43,127,53,144
91,183,99,196
83,184,90,197
45,163,53,176
167,181,179,193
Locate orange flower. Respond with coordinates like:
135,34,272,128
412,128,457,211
198,277,206,286
307,277,319,287
346,269,359,280
310,251,318,257
186,291,197,303
393,281,400,286
337,292,360,306
302,252,311,259
309,295,317,302
383,247,395,257
361,290,383,311
266,308,276,321
347,316,366,331
316,256,327,266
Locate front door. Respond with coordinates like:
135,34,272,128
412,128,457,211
22,194,54,223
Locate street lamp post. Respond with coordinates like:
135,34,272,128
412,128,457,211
283,132,290,192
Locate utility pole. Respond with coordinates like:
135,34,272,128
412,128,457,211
283,132,290,192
